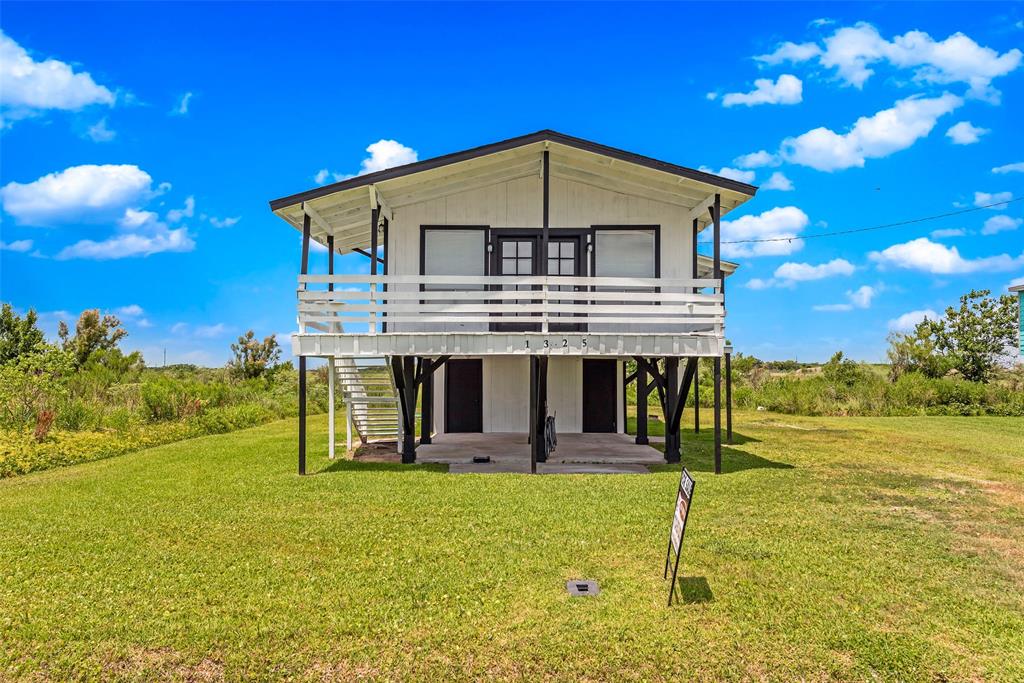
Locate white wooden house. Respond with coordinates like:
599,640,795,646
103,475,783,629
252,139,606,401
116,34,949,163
269,131,756,473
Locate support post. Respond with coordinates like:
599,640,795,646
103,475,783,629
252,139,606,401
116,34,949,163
369,204,379,334
345,400,352,451
725,349,733,445
401,356,417,463
298,357,307,475
530,356,548,471
691,217,699,294
421,367,433,445
328,359,335,459
297,212,310,475
636,362,649,445
694,361,700,433
714,356,722,475
664,357,680,463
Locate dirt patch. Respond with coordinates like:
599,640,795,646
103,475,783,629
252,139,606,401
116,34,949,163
102,646,224,681
352,441,401,463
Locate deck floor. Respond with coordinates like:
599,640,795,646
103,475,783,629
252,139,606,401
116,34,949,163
416,432,664,474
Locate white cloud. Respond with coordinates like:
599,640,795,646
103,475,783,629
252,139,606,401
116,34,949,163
359,139,418,174
781,93,962,171
720,74,803,107
171,92,193,116
813,284,878,312
992,162,1024,174
762,171,794,191
194,323,227,338
0,164,156,225
170,322,227,339
974,191,1013,208
945,121,989,145
167,196,195,223
116,304,144,317
810,18,834,28
818,23,1021,101
777,258,855,281
888,309,939,332
930,227,966,239
720,206,809,258
0,30,115,122
86,117,116,143
733,150,780,168
56,228,194,260
869,237,1024,274
981,215,1022,235
848,284,877,308
0,239,33,252
208,215,240,229
699,166,756,184
755,41,822,65
750,258,855,288
314,139,419,185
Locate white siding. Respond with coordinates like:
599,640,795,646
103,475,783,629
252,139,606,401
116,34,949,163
482,356,529,432
547,356,582,433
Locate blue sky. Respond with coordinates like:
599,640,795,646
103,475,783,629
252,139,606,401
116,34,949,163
1,2,1022,365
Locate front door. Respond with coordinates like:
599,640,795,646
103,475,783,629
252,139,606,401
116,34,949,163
492,230,584,332
582,359,617,433
445,359,483,433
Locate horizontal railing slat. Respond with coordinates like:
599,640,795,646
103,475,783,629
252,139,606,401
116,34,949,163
299,273,721,289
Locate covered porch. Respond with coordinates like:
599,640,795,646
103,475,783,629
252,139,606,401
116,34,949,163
417,431,663,474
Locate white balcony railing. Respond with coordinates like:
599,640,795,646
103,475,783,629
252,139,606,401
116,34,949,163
297,274,723,337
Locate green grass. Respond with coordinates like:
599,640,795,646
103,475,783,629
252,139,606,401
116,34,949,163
2,413,1023,681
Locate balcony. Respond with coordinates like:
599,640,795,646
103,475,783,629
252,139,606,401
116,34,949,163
294,274,725,357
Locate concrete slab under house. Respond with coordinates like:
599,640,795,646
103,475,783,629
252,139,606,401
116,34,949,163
268,130,753,473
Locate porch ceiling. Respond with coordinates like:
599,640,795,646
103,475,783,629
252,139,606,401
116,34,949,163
270,130,758,255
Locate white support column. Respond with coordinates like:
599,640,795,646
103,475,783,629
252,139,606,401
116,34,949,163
345,401,353,451
328,359,336,459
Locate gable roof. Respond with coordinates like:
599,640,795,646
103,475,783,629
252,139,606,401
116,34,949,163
269,129,756,211
269,129,758,254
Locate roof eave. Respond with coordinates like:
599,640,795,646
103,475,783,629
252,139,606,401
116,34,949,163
268,130,758,212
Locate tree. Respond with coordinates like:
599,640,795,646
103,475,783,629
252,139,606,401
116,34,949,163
0,344,73,431
228,330,281,379
58,309,128,367
0,303,45,364
936,289,1018,382
885,290,1019,383
886,317,948,380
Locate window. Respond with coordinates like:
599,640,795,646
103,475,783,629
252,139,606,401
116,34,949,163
422,228,486,290
593,229,656,277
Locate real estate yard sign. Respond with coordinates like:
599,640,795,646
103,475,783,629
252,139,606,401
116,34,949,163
664,468,695,606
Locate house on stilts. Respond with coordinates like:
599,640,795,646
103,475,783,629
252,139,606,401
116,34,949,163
268,130,756,473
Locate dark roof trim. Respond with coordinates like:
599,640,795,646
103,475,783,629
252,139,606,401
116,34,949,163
268,129,758,211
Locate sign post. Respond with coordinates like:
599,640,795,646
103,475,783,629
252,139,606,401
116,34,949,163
664,467,695,606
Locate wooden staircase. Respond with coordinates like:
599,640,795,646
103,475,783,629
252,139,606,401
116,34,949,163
332,357,400,446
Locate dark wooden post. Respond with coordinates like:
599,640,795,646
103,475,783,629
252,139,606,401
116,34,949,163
691,217,699,294
298,212,311,475
421,367,433,445
636,362,648,445
530,356,549,471
402,356,417,463
541,150,550,276
693,361,700,433
725,348,733,445
664,357,680,463
714,357,722,474
381,216,389,333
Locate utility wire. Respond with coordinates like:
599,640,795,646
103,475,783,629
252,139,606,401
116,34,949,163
698,196,1023,245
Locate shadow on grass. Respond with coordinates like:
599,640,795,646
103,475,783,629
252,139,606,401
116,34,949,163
627,419,762,447
649,443,793,475
675,576,714,604
317,459,448,475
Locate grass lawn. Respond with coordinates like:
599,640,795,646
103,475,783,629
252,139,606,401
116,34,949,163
2,412,1023,681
